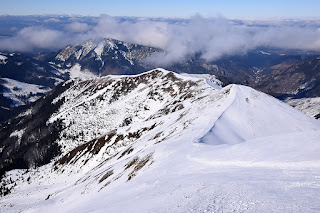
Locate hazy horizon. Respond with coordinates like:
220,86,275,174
1,0,320,18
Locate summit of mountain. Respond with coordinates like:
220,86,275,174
1,69,320,212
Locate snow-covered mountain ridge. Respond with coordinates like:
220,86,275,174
1,69,320,212
2,39,320,124
0,38,160,123
47,38,160,77
46,69,224,156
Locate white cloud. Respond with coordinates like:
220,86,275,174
0,27,75,52
93,15,169,49
65,22,90,33
146,16,320,65
44,18,61,23
0,15,320,65
92,15,320,65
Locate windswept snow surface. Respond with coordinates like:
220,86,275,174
2,69,320,213
200,86,318,145
180,73,223,90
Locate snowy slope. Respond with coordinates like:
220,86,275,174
1,78,51,106
200,85,319,145
1,69,320,213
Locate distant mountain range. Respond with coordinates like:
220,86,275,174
256,56,320,99
255,56,320,119
1,38,320,123
39,38,160,76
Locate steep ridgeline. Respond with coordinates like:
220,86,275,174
46,38,161,77
0,69,223,178
0,39,159,123
1,69,320,212
0,52,67,122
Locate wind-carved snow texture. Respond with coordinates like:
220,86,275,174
1,69,320,213
200,86,319,145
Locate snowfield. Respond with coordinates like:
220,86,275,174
1,69,320,212
1,78,51,106
67,64,97,80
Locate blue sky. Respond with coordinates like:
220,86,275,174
1,0,320,18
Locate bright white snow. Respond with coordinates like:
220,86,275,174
94,41,105,59
1,69,320,213
260,51,271,55
68,64,97,80
0,54,7,60
1,78,50,106
181,73,223,90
